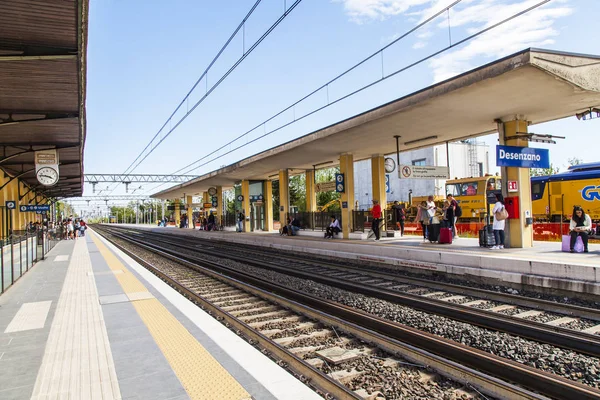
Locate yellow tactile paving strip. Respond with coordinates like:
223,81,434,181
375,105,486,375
90,233,251,400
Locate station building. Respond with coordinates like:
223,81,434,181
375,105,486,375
354,140,490,209
152,48,600,249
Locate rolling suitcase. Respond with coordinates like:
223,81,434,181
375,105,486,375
439,227,453,244
428,223,441,243
479,225,495,247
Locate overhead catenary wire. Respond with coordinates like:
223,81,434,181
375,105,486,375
164,0,551,181
113,0,304,193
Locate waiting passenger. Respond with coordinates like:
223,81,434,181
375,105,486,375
569,206,592,253
207,213,216,231
288,216,301,236
236,210,244,232
325,215,341,239
416,201,429,241
491,193,507,250
443,200,454,233
392,201,405,236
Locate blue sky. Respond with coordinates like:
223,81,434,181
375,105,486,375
83,0,600,203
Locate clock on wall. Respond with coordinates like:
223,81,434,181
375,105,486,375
36,166,59,186
384,157,396,173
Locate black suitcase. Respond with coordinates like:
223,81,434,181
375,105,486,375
428,223,441,243
479,225,495,247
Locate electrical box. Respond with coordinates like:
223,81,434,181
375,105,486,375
505,196,520,219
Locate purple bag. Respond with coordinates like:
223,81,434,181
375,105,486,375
562,235,584,253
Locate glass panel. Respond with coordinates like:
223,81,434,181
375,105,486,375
412,159,426,166
461,182,478,196
445,184,461,197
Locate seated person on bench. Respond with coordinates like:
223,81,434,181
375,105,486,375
325,215,341,239
288,216,301,236
569,206,592,253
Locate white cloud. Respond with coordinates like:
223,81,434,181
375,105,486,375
337,0,573,82
335,0,431,23
429,1,573,82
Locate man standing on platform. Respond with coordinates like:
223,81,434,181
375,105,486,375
371,199,382,241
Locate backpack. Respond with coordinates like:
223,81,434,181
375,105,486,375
455,203,462,218
495,206,509,221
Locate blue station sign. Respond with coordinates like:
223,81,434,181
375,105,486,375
20,205,50,212
496,145,549,169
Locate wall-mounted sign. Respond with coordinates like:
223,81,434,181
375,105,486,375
5,200,16,210
385,174,390,193
496,145,549,169
315,181,336,193
508,180,518,192
237,195,244,202
398,165,449,179
35,149,58,165
211,196,218,207
335,173,345,193
20,205,50,212
342,201,348,209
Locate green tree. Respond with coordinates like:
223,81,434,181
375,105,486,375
289,174,306,211
315,167,340,210
530,163,559,177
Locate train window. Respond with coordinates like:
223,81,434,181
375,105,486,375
462,182,478,196
532,181,546,197
445,184,461,197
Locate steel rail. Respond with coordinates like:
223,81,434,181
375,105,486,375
95,226,552,400
105,226,600,358
134,227,600,320
94,225,600,400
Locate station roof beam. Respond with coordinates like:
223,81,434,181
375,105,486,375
150,48,600,200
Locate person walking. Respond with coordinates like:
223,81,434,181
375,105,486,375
371,199,382,241
491,193,507,249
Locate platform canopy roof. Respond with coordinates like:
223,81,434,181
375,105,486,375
0,0,88,198
152,48,600,200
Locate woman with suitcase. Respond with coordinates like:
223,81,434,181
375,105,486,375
491,193,507,249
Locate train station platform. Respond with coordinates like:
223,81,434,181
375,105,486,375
131,225,600,298
0,231,320,400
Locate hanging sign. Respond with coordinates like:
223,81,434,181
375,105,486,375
496,145,549,168
316,181,336,193
20,205,50,212
398,165,449,179
335,173,345,193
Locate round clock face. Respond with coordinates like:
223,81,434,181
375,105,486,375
384,157,396,173
208,187,217,196
36,167,59,186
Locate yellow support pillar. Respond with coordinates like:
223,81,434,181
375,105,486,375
216,186,223,222
371,155,387,231
339,154,355,239
264,180,274,232
186,195,193,229
278,170,289,224
499,119,533,248
174,199,180,227
241,180,251,232
305,170,316,212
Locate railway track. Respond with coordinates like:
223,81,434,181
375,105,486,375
99,225,600,358
93,225,600,400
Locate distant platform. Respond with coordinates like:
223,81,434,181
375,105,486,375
126,224,600,298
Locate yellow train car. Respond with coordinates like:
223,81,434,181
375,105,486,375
445,175,502,221
531,162,600,222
